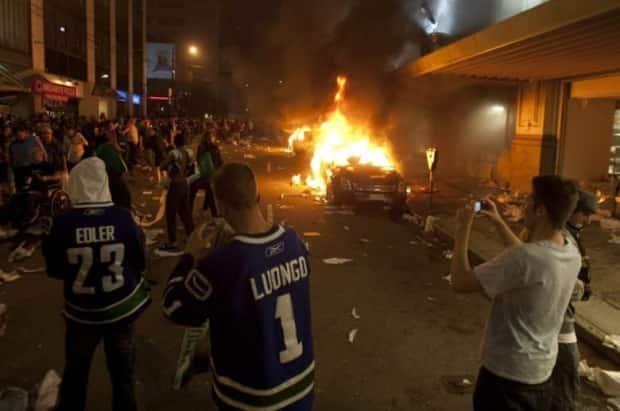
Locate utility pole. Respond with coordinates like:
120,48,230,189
142,0,147,117
127,0,134,116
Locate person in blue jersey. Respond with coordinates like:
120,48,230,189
162,162,315,411
43,157,151,411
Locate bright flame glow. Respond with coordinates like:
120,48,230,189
288,76,395,194
288,126,311,152
291,174,302,185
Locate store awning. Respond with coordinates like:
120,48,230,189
0,64,28,94
407,0,620,81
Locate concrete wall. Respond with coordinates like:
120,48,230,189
560,98,616,181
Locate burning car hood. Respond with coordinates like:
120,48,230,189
334,165,402,185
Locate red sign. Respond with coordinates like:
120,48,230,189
32,79,77,102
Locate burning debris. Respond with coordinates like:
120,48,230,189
288,76,396,195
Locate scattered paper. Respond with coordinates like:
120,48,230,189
0,227,18,240
18,267,45,274
154,248,185,258
280,193,304,200
603,335,620,351
348,329,358,344
343,226,350,231
409,241,418,246
359,238,370,243
352,308,361,320
424,216,439,232
142,191,153,195
427,296,437,302
278,205,294,210
140,192,166,227
0,304,6,337
578,359,620,397
323,258,353,265
8,242,35,263
34,370,61,411
243,154,256,159
0,271,21,284
603,218,620,231
610,235,620,245
442,274,452,283
303,232,321,237
443,250,453,260
144,229,164,246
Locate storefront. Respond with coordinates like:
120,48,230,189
32,78,79,116
407,0,620,190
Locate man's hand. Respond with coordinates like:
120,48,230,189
185,223,211,259
479,197,501,223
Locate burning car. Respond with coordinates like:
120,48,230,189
327,161,408,219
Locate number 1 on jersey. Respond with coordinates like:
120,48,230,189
275,293,303,364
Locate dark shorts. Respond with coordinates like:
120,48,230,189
474,367,552,411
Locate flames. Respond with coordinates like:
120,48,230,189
289,76,395,194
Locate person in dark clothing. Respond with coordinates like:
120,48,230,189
96,132,132,209
157,132,195,256
43,157,150,411
144,127,167,184
190,130,223,217
550,190,598,411
41,126,67,172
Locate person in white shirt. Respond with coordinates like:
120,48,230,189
450,175,581,411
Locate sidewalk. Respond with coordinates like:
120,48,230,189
415,180,620,366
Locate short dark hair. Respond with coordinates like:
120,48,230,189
213,163,257,210
532,175,579,229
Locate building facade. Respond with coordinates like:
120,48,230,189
0,0,146,119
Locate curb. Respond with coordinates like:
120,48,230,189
432,218,620,367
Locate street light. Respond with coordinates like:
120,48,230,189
188,45,198,56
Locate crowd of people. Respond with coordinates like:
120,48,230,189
0,110,601,411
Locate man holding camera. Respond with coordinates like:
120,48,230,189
450,176,581,411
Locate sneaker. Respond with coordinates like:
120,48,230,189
155,243,184,257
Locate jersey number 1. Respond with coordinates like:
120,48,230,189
275,293,303,364
67,244,126,295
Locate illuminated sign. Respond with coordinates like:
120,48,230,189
32,79,77,102
147,42,175,80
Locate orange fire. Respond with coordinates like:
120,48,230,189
289,76,395,194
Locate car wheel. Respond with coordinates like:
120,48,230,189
389,200,407,222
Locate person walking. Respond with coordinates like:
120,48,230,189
96,131,132,209
450,176,581,411
163,163,315,410
43,157,150,411
10,124,46,191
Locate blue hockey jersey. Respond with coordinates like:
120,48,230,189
163,225,314,410
43,203,151,325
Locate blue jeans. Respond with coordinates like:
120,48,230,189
474,367,552,411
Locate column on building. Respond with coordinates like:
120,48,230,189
127,0,134,116
497,80,561,191
141,0,147,117
31,0,46,113
79,0,98,117
110,0,117,117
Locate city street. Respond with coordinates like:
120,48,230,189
0,140,611,410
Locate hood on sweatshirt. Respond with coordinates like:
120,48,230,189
67,157,113,207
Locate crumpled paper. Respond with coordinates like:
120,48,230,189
578,359,620,397
8,242,35,263
348,329,358,344
0,271,21,284
603,335,620,351
34,370,61,411
323,258,353,265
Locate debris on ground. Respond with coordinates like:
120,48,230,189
409,240,418,246
603,335,620,351
0,304,7,337
139,193,166,227
267,204,274,225
34,370,61,411
278,205,294,210
154,248,185,258
280,193,305,200
142,191,153,195
601,218,620,231
243,154,256,160
348,329,358,344
303,232,321,237
403,213,424,226
323,258,353,265
443,250,453,260
442,274,452,283
609,235,620,245
424,216,439,233
0,271,21,284
17,267,44,274
440,375,476,394
427,296,437,302
0,227,18,240
359,238,370,243
579,359,620,397
0,387,29,411
344,226,350,231
352,308,361,320
8,242,36,263
144,229,164,246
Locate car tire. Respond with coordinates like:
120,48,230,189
389,200,407,222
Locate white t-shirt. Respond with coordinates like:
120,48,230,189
474,239,581,384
